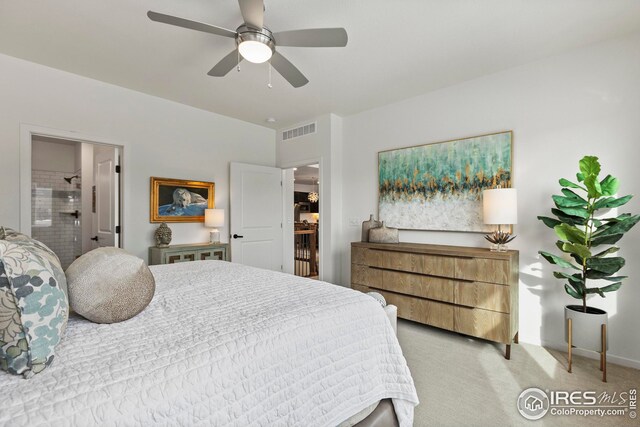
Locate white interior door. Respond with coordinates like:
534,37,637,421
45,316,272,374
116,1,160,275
92,145,119,248
230,162,283,271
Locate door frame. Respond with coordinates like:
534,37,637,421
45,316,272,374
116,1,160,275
19,124,125,246
281,157,324,281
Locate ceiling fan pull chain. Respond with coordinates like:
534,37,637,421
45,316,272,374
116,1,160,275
237,50,241,72
267,61,273,88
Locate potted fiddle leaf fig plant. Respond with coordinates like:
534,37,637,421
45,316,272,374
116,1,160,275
537,156,639,353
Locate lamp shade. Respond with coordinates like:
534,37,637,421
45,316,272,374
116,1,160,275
483,188,518,225
204,208,224,228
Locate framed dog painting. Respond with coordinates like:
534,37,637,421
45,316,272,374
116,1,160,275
150,177,215,223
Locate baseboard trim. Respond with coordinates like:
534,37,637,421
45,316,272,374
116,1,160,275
534,339,640,370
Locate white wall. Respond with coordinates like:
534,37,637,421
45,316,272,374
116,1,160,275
80,143,94,254
74,142,82,173
0,53,275,262
276,114,343,284
340,32,640,366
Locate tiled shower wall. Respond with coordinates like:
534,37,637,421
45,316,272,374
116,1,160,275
31,170,82,269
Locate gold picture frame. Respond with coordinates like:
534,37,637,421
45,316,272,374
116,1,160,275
150,177,215,223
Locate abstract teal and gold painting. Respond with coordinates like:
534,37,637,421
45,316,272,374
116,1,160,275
378,131,512,232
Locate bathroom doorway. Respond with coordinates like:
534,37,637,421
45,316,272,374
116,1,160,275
30,135,122,269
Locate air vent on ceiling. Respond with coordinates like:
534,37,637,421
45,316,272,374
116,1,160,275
282,122,316,141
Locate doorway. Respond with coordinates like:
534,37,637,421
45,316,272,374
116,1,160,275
29,135,122,269
291,164,320,279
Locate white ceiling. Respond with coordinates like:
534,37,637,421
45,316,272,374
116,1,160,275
1,1,639,129
294,164,319,185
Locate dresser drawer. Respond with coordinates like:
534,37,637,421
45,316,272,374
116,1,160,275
378,270,454,303
453,281,510,313
377,290,454,331
352,246,369,265
418,253,456,277
453,306,511,343
454,257,510,285
370,250,418,272
351,264,382,287
368,250,455,277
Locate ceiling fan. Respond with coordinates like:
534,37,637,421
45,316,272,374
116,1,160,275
147,0,348,88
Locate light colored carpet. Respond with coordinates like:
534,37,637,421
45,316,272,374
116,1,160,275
397,319,639,426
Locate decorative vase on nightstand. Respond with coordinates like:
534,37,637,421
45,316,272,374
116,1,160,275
154,223,172,248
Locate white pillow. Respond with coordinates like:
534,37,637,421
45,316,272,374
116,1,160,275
66,248,155,324
366,291,387,308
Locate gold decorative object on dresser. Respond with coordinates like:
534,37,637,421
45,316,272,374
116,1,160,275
149,243,230,265
351,242,519,359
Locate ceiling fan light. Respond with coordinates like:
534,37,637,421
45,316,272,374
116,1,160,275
239,40,273,63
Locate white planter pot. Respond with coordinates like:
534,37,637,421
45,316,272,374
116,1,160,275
564,305,608,352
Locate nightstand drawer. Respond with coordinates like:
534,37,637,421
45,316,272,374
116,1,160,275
197,248,226,261
149,243,230,265
165,251,197,264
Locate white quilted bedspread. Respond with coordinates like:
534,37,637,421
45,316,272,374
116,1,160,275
0,261,418,427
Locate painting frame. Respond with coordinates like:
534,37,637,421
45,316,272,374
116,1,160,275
377,130,514,233
150,177,215,223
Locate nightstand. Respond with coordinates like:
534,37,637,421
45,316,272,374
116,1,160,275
149,243,230,265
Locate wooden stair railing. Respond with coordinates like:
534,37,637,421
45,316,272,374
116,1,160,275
294,228,317,277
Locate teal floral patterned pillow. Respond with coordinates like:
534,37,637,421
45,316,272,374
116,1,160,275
0,230,69,378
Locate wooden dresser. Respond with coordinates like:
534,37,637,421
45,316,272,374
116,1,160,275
351,242,519,359
149,243,230,265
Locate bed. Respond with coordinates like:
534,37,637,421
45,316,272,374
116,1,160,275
1,260,418,426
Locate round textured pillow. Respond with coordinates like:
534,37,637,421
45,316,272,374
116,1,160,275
66,247,155,323
366,291,387,308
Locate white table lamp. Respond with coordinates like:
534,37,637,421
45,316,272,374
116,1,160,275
204,208,224,244
482,188,517,251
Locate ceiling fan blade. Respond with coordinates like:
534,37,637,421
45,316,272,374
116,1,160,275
274,28,348,47
207,50,242,77
147,11,237,39
270,52,309,88
238,0,264,30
